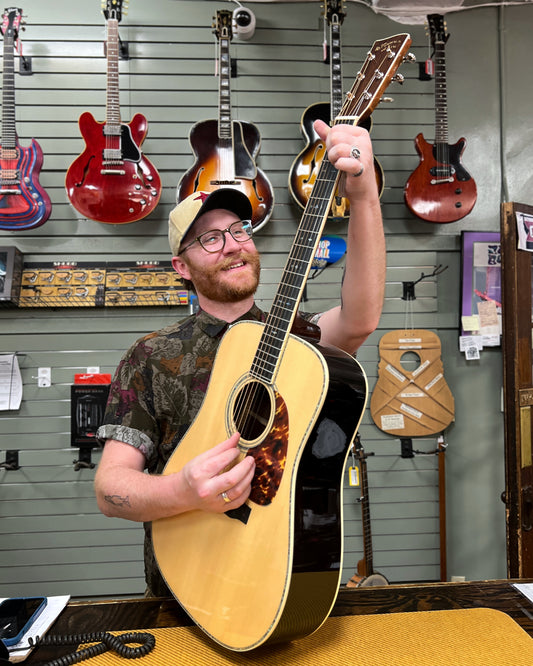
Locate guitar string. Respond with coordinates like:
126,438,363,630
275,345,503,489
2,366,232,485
232,47,392,443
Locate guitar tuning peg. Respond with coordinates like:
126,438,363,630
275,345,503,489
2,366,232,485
404,52,416,63
381,96,394,103
392,73,405,84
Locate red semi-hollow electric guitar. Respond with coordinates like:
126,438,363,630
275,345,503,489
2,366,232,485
65,0,161,224
0,8,52,231
404,14,476,223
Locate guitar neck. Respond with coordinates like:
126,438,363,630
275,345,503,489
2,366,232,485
1,25,16,148
330,21,343,119
252,156,340,383
434,39,449,144
106,18,122,131
359,452,374,574
218,29,232,143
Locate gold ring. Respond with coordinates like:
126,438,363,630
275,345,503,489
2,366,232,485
221,491,231,503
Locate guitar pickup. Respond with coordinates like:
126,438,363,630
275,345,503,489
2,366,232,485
100,169,126,175
0,188,21,194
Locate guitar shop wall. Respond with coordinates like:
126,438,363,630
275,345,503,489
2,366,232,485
0,0,526,597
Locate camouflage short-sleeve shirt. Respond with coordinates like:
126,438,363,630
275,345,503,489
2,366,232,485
97,304,266,473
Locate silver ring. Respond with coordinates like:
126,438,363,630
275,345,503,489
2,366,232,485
352,165,365,178
221,491,231,503
350,146,361,160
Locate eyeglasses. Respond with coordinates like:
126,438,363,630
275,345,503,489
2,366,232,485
178,219,254,255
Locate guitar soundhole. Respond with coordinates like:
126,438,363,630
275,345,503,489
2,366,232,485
233,380,272,443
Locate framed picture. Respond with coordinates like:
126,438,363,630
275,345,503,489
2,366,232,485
460,231,501,344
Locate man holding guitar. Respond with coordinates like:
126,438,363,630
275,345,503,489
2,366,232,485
94,118,385,600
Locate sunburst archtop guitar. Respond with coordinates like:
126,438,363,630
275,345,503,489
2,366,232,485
288,0,384,220
152,32,412,652
176,10,274,232
404,14,476,223
65,0,161,224
0,7,52,231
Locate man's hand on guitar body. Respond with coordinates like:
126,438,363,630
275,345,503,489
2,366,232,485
180,433,256,513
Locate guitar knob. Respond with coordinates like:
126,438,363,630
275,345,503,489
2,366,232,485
455,202,462,208
140,199,147,205
151,189,158,196
135,184,141,190
147,175,153,181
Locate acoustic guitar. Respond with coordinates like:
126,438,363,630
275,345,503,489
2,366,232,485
152,32,412,652
404,14,477,223
346,434,389,587
288,0,384,220
0,7,51,230
177,10,274,232
65,0,161,224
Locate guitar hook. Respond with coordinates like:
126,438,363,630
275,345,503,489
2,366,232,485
402,264,448,301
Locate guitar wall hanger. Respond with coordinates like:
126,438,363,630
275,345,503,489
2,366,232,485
402,264,447,301
103,37,129,60
19,54,32,75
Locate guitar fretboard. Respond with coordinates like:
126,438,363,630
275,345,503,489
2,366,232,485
105,18,122,134
218,35,232,141
434,39,449,144
330,22,343,119
1,25,16,149
251,157,339,383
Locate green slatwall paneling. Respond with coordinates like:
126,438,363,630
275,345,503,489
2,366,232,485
0,0,519,596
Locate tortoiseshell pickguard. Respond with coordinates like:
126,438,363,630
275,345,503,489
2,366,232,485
247,390,288,506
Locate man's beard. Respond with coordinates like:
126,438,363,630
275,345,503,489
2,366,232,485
186,250,261,303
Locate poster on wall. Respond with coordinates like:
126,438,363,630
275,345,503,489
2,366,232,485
460,231,501,350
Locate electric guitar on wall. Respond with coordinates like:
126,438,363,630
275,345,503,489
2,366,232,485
152,32,412,652
176,9,274,232
288,0,384,219
0,7,52,231
404,14,477,223
65,0,161,224
346,434,389,588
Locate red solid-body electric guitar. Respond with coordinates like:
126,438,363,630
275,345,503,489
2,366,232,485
65,0,161,224
404,14,476,223
0,8,51,231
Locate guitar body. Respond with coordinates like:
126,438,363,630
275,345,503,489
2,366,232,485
177,119,274,231
0,138,51,230
65,111,161,224
404,132,477,223
152,320,367,651
289,102,384,219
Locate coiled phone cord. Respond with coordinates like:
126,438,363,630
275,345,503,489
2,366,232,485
28,631,156,665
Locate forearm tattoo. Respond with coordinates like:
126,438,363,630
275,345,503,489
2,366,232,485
104,494,131,508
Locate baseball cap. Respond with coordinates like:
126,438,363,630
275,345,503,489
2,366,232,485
169,189,253,256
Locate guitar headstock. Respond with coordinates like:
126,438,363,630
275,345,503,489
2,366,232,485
336,33,413,125
427,14,449,46
102,0,128,22
324,0,346,26
1,7,23,40
213,9,233,41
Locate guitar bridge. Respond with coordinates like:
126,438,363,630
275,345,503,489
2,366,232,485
101,169,127,175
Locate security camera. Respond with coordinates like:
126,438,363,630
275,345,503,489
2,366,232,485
232,7,256,40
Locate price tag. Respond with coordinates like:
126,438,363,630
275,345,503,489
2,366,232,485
348,466,359,487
